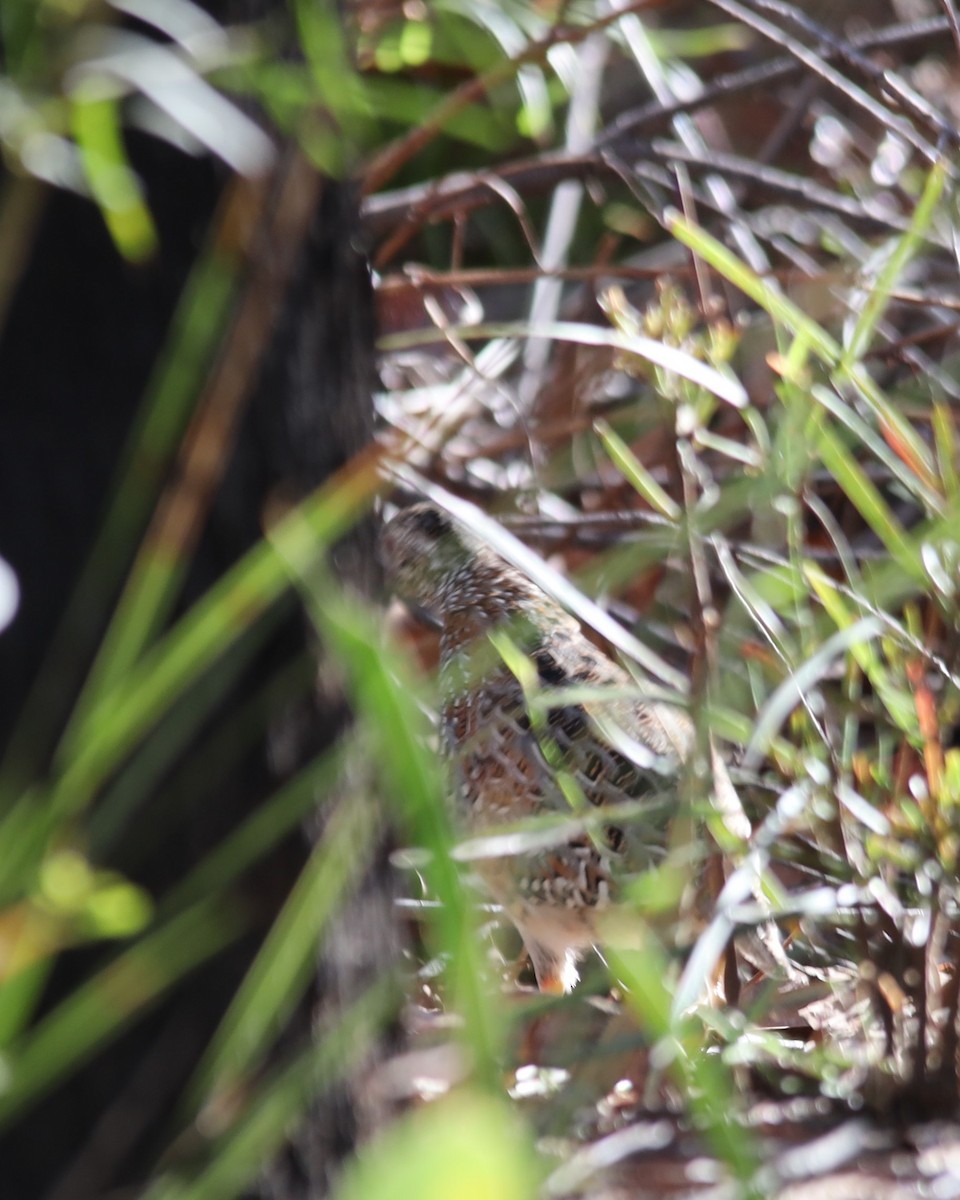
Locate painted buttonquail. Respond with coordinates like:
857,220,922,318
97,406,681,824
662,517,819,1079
383,502,751,994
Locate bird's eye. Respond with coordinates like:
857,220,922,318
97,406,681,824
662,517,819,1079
414,507,452,538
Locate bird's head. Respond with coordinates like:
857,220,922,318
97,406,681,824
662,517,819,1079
381,503,477,621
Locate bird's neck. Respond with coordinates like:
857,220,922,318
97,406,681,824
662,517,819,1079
436,561,558,661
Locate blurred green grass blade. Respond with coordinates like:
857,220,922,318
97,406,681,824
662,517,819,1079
0,692,352,1096
570,531,678,600
844,364,938,491
0,899,243,1128
363,78,517,150
89,644,313,856
595,419,682,519
292,0,373,171
311,605,503,1084
334,1089,542,1200
810,385,943,513
186,792,376,1111
862,500,960,609
0,960,51,1047
162,745,343,915
609,945,759,1192
0,1,39,76
746,616,887,760
767,376,824,496
10,600,273,874
816,422,923,581
434,0,552,138
278,543,502,1085
40,461,378,826
0,231,238,807
697,469,782,538
842,159,947,367
81,554,193,733
70,91,158,262
0,470,374,905
667,210,837,361
73,263,240,707
694,428,762,468
805,566,918,737
933,402,960,500
144,983,396,1200
0,782,94,907
648,22,753,56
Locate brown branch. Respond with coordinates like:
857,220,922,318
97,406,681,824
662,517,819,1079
599,14,951,152
703,0,949,164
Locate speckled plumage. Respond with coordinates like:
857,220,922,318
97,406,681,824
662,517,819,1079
382,502,722,993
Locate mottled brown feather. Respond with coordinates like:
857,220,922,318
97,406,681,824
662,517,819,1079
383,502,720,992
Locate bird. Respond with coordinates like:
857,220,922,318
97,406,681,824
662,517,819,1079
382,501,751,994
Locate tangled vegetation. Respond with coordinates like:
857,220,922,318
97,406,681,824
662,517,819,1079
3,1,960,1196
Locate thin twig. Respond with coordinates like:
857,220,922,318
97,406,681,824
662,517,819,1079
703,0,949,167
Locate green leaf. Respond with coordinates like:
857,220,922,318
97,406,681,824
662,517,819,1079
334,1090,542,1200
595,419,682,519
185,793,377,1112
816,423,923,582
842,159,948,366
145,984,396,1200
667,210,936,485
0,900,242,1127
70,92,157,263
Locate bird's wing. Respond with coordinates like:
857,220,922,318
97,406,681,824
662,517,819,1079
533,617,753,843
501,621,687,863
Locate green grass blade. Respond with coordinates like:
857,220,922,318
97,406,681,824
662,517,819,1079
185,791,376,1112
667,211,936,485
0,233,238,806
816,422,923,581
272,518,503,1087
810,385,942,513
0,899,243,1128
163,746,343,914
842,159,948,366
667,210,837,362
933,401,960,500
70,91,158,262
144,982,398,1200
42,461,377,826
595,419,682,519
89,648,314,856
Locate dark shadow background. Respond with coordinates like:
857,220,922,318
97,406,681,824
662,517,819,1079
0,4,397,1194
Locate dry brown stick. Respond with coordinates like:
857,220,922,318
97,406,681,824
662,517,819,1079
631,142,917,233
599,14,951,150
366,11,951,263
381,263,670,289
943,0,960,62
366,140,910,269
703,0,948,165
745,0,957,145
136,152,323,583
